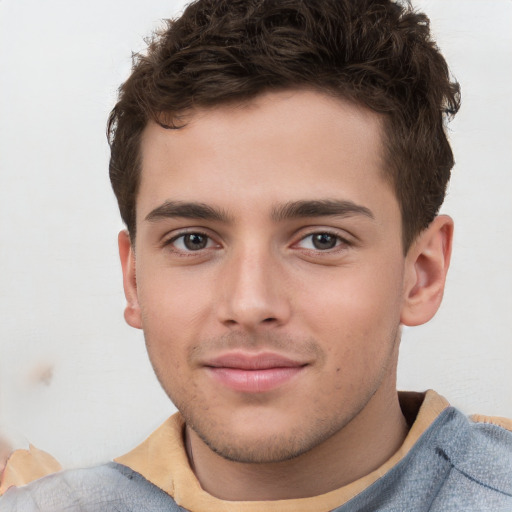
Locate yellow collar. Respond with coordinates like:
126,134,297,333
115,390,449,512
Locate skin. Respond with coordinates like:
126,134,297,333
119,89,453,501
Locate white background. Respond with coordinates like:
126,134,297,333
0,0,511,468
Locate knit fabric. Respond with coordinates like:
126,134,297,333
1,396,511,511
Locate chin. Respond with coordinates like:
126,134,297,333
197,429,321,464
188,410,348,465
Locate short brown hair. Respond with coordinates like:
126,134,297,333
108,0,460,250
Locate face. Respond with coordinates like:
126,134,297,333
122,90,412,463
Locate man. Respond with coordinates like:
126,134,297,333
1,0,511,510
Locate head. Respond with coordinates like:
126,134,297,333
112,0,458,469
108,0,460,251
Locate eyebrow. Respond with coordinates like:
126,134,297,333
144,199,374,224
145,201,231,223
271,200,374,222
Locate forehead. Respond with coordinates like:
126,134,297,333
137,89,395,223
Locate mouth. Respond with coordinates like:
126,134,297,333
204,352,308,393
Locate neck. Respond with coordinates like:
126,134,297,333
185,384,409,501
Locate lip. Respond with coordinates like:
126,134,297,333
204,352,307,393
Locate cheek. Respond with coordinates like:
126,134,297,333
305,268,402,330
299,261,404,362
137,266,212,334
135,265,221,386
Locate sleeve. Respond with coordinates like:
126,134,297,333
0,487,42,512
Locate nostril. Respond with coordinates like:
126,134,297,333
263,317,277,323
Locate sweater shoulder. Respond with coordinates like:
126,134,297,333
470,413,512,432
443,408,512,496
0,462,183,511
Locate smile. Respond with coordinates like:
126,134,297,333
204,352,308,393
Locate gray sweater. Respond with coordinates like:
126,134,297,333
1,407,511,511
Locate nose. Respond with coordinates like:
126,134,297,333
217,245,291,330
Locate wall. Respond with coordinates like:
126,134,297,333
0,0,510,468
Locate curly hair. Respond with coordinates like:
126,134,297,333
108,0,460,250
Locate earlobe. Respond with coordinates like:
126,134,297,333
118,230,142,329
400,215,454,327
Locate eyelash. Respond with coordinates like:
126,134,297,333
162,230,351,255
294,231,351,253
163,231,217,253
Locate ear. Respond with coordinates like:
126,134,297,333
400,215,454,326
118,230,142,329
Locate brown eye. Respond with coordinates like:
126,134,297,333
169,232,214,252
311,233,339,250
295,232,344,251
183,233,208,250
